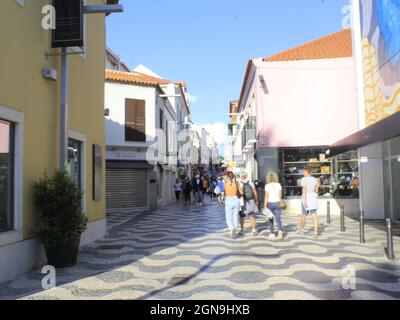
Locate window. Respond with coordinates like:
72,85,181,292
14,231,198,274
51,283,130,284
125,99,146,142
67,138,82,190
0,119,15,233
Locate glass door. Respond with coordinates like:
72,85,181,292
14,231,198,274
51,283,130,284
390,137,400,222
383,137,400,222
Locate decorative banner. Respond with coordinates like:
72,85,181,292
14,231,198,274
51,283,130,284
52,0,84,48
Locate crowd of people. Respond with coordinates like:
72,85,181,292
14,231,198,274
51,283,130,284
173,167,320,240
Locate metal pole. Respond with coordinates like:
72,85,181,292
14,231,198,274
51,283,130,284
327,201,331,224
60,48,70,171
385,218,395,261
340,205,345,232
359,210,365,243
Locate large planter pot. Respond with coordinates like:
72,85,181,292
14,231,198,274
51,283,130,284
44,237,81,268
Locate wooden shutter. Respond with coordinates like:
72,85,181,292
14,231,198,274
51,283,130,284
125,99,146,142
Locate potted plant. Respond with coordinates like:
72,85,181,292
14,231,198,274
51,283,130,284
33,171,87,268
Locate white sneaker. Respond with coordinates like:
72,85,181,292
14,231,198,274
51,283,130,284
268,233,276,240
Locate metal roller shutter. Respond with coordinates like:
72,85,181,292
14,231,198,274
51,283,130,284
106,169,148,212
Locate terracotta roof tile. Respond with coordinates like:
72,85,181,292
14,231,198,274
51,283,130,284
105,70,172,86
264,29,353,62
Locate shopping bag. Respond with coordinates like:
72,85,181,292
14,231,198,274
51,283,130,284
262,208,275,220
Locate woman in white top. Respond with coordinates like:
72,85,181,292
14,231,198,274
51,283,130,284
264,172,283,240
298,167,320,238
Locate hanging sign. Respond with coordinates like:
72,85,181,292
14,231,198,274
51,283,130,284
52,0,84,48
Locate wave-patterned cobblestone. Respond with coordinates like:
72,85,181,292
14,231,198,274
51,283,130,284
0,203,399,300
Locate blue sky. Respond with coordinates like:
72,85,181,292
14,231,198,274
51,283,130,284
106,0,350,126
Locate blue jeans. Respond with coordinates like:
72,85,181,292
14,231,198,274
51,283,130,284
225,196,240,231
267,202,283,233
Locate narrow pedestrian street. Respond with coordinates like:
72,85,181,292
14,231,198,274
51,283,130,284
0,204,399,300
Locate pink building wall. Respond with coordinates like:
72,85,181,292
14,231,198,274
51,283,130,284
253,57,360,147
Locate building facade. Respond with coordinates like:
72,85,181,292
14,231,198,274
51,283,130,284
105,68,191,212
232,29,361,215
0,0,112,283
329,0,400,221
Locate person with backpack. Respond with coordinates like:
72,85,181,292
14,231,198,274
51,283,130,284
239,173,259,236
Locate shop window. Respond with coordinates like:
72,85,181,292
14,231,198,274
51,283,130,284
0,119,15,232
67,138,82,190
280,147,359,199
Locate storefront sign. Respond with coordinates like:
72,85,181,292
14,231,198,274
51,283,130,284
52,0,84,48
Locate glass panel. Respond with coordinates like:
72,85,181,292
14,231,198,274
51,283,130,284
391,156,400,222
390,136,400,157
0,120,14,232
382,140,392,219
333,150,359,199
67,138,82,189
281,147,332,198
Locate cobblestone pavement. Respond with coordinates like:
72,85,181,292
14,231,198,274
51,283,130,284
0,203,400,300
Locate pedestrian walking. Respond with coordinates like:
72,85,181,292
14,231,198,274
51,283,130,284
183,177,193,207
173,178,182,203
192,174,204,206
208,178,216,203
224,171,243,239
217,178,225,204
238,173,259,236
298,167,320,238
264,172,284,240
202,176,209,204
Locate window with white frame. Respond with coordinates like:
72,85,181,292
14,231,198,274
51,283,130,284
0,119,15,233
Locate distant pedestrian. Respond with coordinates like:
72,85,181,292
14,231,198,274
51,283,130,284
183,178,193,207
298,167,320,238
217,178,225,204
264,172,284,240
208,179,216,203
192,174,204,206
239,173,259,236
173,179,182,203
224,171,243,239
202,176,209,204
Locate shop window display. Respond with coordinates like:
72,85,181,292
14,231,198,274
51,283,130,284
280,147,359,199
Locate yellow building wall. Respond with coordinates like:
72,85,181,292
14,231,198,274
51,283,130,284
0,0,106,239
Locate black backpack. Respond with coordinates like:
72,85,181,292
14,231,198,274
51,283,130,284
243,182,255,201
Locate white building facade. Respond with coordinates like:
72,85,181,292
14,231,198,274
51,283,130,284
105,69,189,211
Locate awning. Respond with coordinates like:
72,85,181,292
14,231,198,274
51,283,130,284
106,160,154,170
327,112,400,157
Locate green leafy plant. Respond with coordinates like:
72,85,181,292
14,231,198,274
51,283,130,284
33,171,87,248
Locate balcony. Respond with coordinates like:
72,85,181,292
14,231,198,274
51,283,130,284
242,116,257,152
